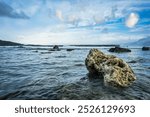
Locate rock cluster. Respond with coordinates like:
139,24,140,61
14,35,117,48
109,47,131,53
85,49,136,87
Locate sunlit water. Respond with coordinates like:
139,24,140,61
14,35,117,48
0,46,150,100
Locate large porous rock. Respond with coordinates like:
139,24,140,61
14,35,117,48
142,46,150,51
85,49,136,87
109,47,131,53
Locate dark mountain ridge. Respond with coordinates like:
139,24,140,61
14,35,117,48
0,40,22,46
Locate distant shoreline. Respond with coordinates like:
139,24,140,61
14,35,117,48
70,44,120,47
0,40,120,47
0,39,149,48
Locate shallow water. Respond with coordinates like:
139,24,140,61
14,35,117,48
0,46,150,100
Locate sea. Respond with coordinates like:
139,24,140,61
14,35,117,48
0,45,150,100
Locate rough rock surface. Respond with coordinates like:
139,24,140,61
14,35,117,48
85,49,136,87
109,47,131,53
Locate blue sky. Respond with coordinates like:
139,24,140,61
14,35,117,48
0,0,149,45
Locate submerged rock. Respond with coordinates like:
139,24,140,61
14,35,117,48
142,46,150,51
85,49,136,87
109,47,131,53
41,52,52,54
33,50,38,53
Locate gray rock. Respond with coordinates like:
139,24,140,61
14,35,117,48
142,47,150,51
109,47,131,53
85,49,136,87
53,45,59,50
49,45,60,51
66,49,74,51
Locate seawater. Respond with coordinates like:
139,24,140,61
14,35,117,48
0,46,150,99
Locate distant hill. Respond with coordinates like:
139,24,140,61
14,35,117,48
0,40,22,46
128,37,150,46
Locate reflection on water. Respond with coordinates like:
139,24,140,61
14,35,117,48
0,46,150,100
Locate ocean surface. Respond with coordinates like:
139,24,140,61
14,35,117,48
0,46,150,100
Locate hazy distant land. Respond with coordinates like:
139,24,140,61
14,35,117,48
0,36,149,47
127,37,150,46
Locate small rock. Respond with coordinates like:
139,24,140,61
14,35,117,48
85,49,136,87
33,50,38,52
128,60,137,63
53,45,59,50
74,63,84,66
142,47,150,51
55,55,66,58
41,52,51,54
66,49,74,51
109,47,131,53
49,45,60,51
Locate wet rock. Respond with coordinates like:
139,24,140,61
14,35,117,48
85,49,136,87
41,52,52,54
66,49,74,51
128,60,137,63
109,47,131,53
49,45,60,51
142,46,150,51
33,50,38,52
74,63,84,66
53,45,59,50
55,55,66,58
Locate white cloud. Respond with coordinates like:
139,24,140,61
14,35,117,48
50,0,132,27
55,9,63,21
125,13,139,28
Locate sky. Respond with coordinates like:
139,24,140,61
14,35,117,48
0,0,150,45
